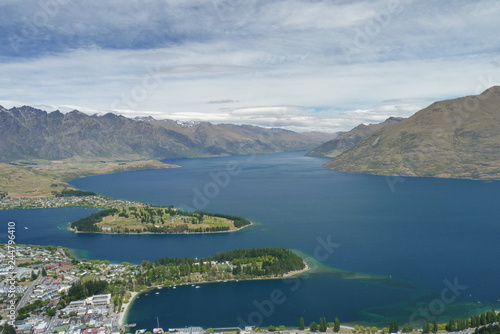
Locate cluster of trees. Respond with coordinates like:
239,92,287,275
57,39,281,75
55,189,97,197
208,248,305,276
64,279,109,302
474,324,500,334
137,248,305,286
298,317,341,332
195,211,252,228
422,309,500,333
470,310,500,328
70,208,118,232
0,324,16,334
16,299,49,320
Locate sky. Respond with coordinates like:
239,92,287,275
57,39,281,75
0,0,500,132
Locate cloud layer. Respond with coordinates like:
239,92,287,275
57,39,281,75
1,0,499,132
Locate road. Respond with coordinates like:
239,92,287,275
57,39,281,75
16,275,42,311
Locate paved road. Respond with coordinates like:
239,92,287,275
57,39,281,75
16,275,42,311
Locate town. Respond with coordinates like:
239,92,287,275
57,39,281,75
0,244,137,334
0,196,145,210
1,245,498,334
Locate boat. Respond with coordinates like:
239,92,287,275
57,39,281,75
24,227,28,229
153,316,164,334
195,286,200,289
155,292,159,295
125,323,137,328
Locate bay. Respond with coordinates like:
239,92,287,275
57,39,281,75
2,151,499,327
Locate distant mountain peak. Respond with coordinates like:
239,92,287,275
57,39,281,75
134,116,156,122
480,85,500,97
270,127,296,133
175,120,201,127
307,116,404,158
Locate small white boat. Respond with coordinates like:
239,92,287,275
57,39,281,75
195,286,200,289
155,292,159,295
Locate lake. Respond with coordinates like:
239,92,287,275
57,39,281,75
1,152,498,328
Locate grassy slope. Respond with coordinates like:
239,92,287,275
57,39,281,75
98,207,237,233
0,159,178,198
325,87,500,179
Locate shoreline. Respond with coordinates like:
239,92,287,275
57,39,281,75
68,221,253,236
118,291,139,326
118,261,310,326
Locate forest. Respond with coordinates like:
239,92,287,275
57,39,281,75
137,247,306,287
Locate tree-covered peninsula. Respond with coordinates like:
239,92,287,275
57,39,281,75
70,205,251,234
138,247,307,286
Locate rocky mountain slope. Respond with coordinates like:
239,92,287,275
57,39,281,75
324,87,500,180
307,117,403,157
0,106,334,161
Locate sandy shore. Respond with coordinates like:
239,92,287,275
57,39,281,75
282,262,310,278
118,291,139,326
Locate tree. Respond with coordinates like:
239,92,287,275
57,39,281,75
46,308,56,317
310,322,318,332
432,320,438,333
3,324,16,334
423,320,430,334
382,328,389,334
268,325,276,332
447,318,456,332
372,327,378,333
319,317,327,332
299,317,305,330
389,321,398,333
334,317,341,332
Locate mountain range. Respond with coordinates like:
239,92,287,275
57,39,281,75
323,87,500,180
0,106,333,162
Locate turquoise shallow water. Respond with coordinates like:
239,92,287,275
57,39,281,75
1,152,498,327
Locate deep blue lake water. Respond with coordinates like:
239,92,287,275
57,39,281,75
1,152,498,328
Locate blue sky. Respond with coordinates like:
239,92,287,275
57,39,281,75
1,0,499,132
